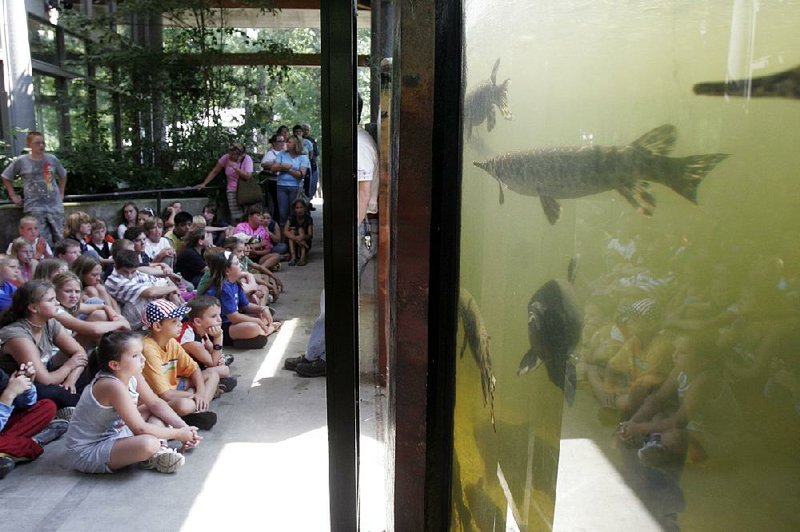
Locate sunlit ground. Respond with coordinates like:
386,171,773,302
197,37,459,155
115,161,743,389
181,432,330,531
251,318,300,385
178,318,332,530
552,438,660,531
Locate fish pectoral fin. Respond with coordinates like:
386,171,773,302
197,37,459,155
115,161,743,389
539,195,562,225
498,181,505,205
487,108,496,132
490,57,501,85
518,348,543,376
617,181,656,216
630,124,677,156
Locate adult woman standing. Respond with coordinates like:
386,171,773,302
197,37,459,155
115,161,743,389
195,143,253,224
271,135,309,226
260,134,286,218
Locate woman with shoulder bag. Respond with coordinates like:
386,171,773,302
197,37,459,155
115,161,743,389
195,143,255,224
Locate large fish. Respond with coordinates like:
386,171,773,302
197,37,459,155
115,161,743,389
473,124,729,224
694,64,800,100
465,58,512,139
518,277,583,405
458,287,497,430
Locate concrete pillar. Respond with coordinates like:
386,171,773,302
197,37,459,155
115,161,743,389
3,0,36,153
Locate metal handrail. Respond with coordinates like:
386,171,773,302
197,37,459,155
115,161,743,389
0,185,222,214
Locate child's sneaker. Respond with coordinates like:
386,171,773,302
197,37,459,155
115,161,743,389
55,406,76,422
217,377,238,394
142,447,185,473
32,419,69,446
180,411,217,430
637,436,672,468
0,455,16,479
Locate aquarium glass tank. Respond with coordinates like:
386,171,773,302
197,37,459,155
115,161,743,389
451,1,800,530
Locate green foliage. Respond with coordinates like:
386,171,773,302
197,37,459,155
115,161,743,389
46,1,371,193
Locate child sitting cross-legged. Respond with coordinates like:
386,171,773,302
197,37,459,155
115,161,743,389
177,296,237,395
200,251,280,349
140,300,219,430
283,198,313,267
63,331,201,475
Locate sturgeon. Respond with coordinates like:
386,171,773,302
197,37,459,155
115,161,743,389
473,124,729,224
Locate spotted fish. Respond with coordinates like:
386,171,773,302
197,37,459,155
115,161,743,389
473,124,729,224
694,64,800,100
518,276,583,405
458,287,497,431
465,58,512,139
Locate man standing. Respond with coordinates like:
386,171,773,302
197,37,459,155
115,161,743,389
301,123,320,209
287,94,378,378
293,124,316,204
2,132,67,247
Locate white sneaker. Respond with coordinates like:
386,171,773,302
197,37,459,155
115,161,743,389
142,447,185,473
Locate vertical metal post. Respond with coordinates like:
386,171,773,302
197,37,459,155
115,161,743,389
321,2,359,531
3,0,36,153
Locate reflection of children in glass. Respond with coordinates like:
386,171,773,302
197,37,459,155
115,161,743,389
617,333,741,467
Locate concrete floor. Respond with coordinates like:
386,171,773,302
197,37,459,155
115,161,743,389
0,201,388,532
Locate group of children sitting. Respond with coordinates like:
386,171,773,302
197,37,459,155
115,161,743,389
0,197,317,477
575,248,800,470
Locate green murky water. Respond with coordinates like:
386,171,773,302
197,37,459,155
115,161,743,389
453,1,800,530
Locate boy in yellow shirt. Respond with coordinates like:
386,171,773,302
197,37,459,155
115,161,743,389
141,300,219,430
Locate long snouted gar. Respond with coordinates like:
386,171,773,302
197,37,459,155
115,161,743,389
694,64,800,100
458,288,497,431
473,124,729,225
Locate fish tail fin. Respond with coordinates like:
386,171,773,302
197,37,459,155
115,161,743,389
630,124,677,156
498,78,512,119
662,153,730,204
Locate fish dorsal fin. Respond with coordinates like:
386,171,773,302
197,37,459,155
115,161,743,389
539,196,562,225
630,124,677,156
490,57,501,85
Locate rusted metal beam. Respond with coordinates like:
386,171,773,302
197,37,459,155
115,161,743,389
177,52,369,67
